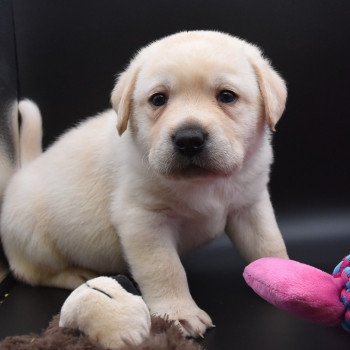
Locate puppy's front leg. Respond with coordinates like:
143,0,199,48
115,208,213,338
226,190,288,262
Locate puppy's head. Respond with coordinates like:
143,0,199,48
111,31,287,179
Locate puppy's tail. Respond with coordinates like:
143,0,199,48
18,99,43,166
0,99,42,201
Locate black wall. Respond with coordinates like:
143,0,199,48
0,0,18,267
8,0,350,210
0,0,17,163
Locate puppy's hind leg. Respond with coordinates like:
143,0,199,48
5,230,98,289
43,267,98,289
10,254,98,290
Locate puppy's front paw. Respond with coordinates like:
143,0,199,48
149,300,214,338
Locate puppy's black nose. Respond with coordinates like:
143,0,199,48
173,127,206,157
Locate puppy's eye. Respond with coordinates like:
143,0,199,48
217,90,238,104
149,93,168,107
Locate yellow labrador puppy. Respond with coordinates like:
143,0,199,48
1,31,288,337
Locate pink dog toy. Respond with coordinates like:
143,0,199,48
243,255,350,330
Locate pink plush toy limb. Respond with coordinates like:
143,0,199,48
243,257,345,326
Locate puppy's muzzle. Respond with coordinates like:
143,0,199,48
173,127,206,158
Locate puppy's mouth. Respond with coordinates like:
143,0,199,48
170,164,215,178
162,157,233,180
149,144,237,180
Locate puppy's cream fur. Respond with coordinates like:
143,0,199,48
0,31,288,337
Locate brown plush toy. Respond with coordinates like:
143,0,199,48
0,276,203,350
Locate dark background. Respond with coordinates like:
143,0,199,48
1,1,350,349
11,0,350,211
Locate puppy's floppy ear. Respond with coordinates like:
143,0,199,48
111,63,140,136
247,46,287,131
